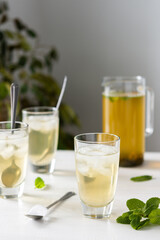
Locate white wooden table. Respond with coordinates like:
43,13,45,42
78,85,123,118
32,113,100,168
0,151,160,239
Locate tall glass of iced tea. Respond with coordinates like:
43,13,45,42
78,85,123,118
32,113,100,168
74,133,120,219
22,107,59,173
102,76,154,167
0,121,28,198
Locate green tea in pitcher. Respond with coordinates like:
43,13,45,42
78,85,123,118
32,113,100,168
102,92,145,166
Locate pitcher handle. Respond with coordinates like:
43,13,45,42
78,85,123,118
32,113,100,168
145,86,154,137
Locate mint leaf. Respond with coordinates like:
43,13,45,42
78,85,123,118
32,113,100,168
130,175,152,182
129,214,150,230
130,215,142,229
145,197,160,209
116,211,132,224
107,96,119,102
136,219,150,230
143,197,160,216
148,209,160,224
132,209,143,215
127,198,145,210
121,96,129,101
35,177,45,189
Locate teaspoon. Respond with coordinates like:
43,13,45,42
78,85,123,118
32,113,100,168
25,191,76,220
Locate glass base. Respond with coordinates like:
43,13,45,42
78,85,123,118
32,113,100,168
81,200,113,219
31,158,56,173
0,182,25,199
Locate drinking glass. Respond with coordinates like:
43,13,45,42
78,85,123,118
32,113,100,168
102,76,154,167
74,133,120,219
22,107,59,173
0,121,28,198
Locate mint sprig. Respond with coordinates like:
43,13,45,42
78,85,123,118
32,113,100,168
130,175,153,182
116,197,160,230
35,177,46,189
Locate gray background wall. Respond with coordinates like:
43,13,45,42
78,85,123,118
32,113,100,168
8,0,160,151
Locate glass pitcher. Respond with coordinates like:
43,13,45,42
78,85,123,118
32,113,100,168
102,76,154,167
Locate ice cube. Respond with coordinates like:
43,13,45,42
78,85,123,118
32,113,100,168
0,132,9,140
78,147,91,156
98,166,112,176
16,146,28,158
8,131,26,140
0,141,6,151
1,145,15,159
13,136,28,148
42,120,58,132
29,121,42,131
28,115,58,133
77,160,90,176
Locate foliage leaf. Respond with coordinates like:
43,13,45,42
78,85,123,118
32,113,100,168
130,175,153,182
127,198,145,211
0,2,8,13
4,30,15,39
107,96,119,102
0,68,13,82
130,215,142,230
49,48,58,60
148,209,160,224
60,104,81,127
0,39,7,67
20,84,28,94
14,18,26,31
20,38,31,51
30,58,43,72
30,73,60,94
45,55,52,72
0,82,9,99
136,219,150,230
26,29,37,38
58,129,74,149
8,64,18,72
144,197,160,216
8,43,21,52
19,70,27,79
0,14,8,24
132,209,143,215
35,177,45,189
31,85,48,105
116,211,132,224
0,31,4,40
18,55,28,67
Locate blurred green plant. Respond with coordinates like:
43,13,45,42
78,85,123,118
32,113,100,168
0,1,80,149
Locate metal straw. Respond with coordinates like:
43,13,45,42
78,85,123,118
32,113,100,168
56,76,67,110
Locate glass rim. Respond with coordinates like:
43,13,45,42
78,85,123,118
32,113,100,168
22,106,58,115
0,121,28,131
102,75,146,86
74,132,120,144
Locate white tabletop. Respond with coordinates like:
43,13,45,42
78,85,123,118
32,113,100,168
0,151,160,239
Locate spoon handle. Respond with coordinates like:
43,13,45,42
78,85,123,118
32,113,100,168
46,191,76,209
10,84,14,129
10,83,19,130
